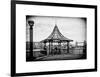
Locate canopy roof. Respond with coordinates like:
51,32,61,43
40,25,73,42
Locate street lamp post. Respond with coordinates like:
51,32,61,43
28,20,34,60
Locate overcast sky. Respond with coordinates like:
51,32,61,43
26,16,86,44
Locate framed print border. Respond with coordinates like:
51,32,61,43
11,0,97,76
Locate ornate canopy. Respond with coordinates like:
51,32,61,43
40,25,73,43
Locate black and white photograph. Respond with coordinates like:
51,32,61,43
11,1,97,76
26,15,87,62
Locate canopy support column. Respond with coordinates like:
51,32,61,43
49,41,50,55
58,41,61,54
67,41,70,53
44,41,47,55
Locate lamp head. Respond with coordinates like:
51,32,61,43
28,20,34,26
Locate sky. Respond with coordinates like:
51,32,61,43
26,15,86,44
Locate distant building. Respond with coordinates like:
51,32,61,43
33,42,44,49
